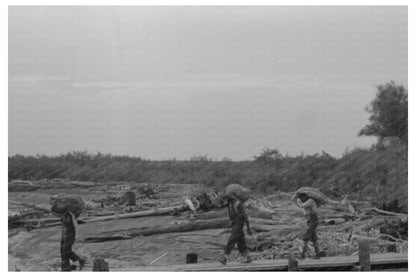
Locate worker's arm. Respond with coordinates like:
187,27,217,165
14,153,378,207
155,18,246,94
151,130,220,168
297,198,316,208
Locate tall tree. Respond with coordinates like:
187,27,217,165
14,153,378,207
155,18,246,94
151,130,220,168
359,82,407,144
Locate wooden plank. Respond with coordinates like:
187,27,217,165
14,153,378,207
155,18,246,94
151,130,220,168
119,253,407,271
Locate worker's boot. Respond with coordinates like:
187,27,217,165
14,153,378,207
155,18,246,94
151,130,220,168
219,253,230,265
79,258,87,271
312,241,321,259
62,265,77,271
240,251,252,264
299,241,308,259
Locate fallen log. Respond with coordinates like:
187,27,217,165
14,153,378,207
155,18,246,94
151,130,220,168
8,200,50,213
264,192,292,200
365,208,407,219
323,218,346,225
82,218,230,242
79,204,188,223
251,224,281,232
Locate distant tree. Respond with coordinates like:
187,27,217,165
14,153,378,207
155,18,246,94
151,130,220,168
359,82,407,144
189,155,211,162
254,148,283,168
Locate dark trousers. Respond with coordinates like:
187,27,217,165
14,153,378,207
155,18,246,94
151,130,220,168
303,213,319,242
61,237,80,271
224,223,248,255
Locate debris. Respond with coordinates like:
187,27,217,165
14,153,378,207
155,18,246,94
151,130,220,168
148,252,169,266
186,253,198,264
93,258,109,271
118,191,136,206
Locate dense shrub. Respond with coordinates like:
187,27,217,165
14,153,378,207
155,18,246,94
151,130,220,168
8,144,407,209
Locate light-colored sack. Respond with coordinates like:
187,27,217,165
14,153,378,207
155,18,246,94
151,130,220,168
224,184,251,202
50,194,84,218
294,187,334,207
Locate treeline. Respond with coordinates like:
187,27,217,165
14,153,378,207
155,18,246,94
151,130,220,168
8,143,407,208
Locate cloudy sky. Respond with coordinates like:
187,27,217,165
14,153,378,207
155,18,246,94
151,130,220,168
9,6,407,160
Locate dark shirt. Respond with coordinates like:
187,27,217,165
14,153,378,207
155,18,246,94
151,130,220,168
61,212,76,246
227,200,246,226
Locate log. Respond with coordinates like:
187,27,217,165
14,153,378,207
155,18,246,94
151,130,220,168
11,217,61,225
9,200,50,213
251,224,281,232
82,218,230,242
80,204,188,223
366,208,407,219
323,218,346,225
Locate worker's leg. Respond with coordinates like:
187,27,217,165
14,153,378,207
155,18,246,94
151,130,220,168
312,240,321,259
61,241,75,271
300,240,309,259
310,214,320,259
301,219,313,258
236,231,247,254
219,225,240,264
236,231,251,263
61,255,71,271
224,225,241,255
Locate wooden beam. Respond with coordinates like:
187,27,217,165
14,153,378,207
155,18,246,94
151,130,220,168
358,240,371,271
287,253,298,271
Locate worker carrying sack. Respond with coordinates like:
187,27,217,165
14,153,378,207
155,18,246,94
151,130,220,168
50,194,85,218
224,183,251,202
293,187,335,207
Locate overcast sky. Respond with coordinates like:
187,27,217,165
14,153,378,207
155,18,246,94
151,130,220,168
9,6,407,160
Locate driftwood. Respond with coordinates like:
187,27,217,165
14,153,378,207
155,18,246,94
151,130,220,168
323,218,347,225
9,200,50,213
82,218,230,242
365,208,407,220
251,224,281,232
79,204,188,223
